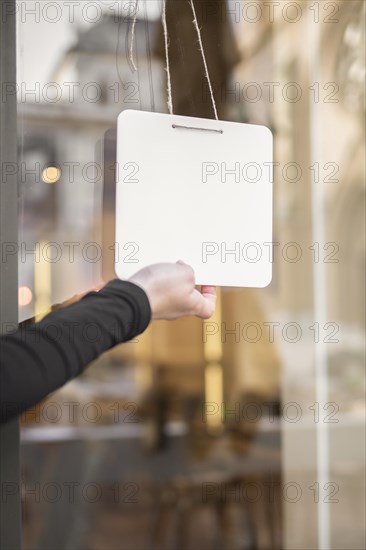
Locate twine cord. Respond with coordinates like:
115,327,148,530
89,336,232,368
188,0,218,120
129,0,138,72
129,0,219,119
162,0,173,114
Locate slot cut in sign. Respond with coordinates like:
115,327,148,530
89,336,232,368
115,110,273,287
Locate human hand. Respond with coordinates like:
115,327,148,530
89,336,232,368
128,261,216,320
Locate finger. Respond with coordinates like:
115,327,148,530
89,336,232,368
192,288,216,319
202,288,216,318
200,285,216,298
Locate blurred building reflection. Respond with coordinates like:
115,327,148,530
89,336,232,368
17,2,365,549
18,14,165,321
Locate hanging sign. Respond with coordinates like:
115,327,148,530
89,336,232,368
115,109,273,287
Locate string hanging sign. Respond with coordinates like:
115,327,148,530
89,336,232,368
116,1,273,288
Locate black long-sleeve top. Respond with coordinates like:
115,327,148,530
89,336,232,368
0,279,151,424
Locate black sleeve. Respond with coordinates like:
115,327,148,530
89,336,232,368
0,279,151,424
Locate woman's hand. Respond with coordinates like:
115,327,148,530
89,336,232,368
128,261,216,320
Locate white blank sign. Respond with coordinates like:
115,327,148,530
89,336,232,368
115,110,273,287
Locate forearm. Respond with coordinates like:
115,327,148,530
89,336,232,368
0,280,151,424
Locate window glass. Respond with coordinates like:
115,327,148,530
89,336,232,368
16,2,365,549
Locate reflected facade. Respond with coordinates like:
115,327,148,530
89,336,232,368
16,1,365,549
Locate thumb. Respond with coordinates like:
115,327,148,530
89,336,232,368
193,287,217,319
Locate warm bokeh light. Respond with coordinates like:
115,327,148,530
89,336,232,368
18,286,33,307
42,166,61,184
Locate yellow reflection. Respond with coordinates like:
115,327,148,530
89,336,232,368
19,286,33,307
135,360,154,395
204,362,224,433
203,289,223,433
135,325,154,394
35,242,52,321
203,288,222,363
42,166,61,184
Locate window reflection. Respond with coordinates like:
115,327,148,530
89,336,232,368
17,2,365,549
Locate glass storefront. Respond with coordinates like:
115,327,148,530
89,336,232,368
7,1,366,548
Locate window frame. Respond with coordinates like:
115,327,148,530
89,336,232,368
0,1,22,547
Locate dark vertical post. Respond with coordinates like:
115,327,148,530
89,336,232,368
0,1,21,548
